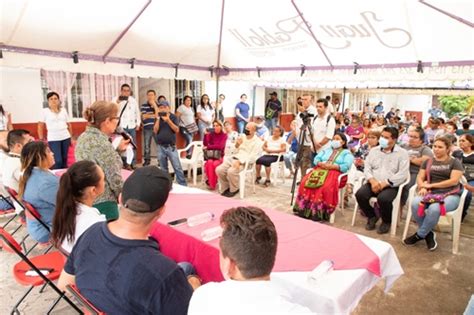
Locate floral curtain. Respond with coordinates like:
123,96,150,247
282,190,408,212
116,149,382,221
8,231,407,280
40,69,76,102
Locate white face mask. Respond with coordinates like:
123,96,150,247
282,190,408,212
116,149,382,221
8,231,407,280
331,140,342,149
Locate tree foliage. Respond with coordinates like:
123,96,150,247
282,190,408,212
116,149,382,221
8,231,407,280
438,96,470,118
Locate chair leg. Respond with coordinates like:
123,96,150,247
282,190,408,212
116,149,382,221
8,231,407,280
239,175,245,199
11,285,34,314
351,202,358,226
402,207,412,240
452,219,461,254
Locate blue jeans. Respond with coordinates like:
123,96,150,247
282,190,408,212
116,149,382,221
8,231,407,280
48,138,71,169
265,117,278,133
124,128,137,165
178,262,196,277
143,128,157,162
284,151,297,171
463,180,474,221
158,145,187,186
179,127,194,156
237,120,247,134
411,194,460,238
198,121,210,141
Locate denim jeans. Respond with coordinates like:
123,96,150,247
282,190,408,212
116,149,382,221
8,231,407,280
179,127,194,155
198,120,211,141
143,128,156,162
283,151,297,171
265,117,278,133
463,180,474,220
48,138,71,169
177,262,196,277
237,120,247,134
124,128,137,165
158,145,187,186
411,194,460,238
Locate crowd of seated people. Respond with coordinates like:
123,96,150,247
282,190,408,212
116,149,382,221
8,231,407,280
2,93,474,314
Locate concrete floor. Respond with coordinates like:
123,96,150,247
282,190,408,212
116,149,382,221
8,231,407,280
1,173,473,314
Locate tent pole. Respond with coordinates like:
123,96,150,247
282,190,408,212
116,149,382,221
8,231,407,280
102,0,152,62
215,0,226,117
341,87,347,113
419,0,474,28
290,0,334,69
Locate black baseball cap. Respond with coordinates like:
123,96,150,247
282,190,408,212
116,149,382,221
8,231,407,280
269,91,277,96
121,166,172,213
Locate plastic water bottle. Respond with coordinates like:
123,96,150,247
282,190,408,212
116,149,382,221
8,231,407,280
201,226,223,241
187,212,215,227
307,260,334,284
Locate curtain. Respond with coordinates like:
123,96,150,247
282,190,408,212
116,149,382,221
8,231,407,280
41,69,76,102
94,74,133,102
80,73,92,107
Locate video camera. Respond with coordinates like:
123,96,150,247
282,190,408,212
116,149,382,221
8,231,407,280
299,111,314,124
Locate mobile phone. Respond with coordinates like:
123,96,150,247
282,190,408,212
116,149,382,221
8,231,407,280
207,128,215,133
118,95,129,101
158,112,167,117
25,268,54,276
168,218,187,226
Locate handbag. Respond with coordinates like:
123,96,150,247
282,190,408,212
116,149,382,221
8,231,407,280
417,158,461,217
203,149,222,161
304,149,343,189
184,121,199,134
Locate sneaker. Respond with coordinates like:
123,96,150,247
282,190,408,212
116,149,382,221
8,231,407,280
403,232,423,246
377,222,391,234
143,160,150,167
425,231,438,251
365,216,379,230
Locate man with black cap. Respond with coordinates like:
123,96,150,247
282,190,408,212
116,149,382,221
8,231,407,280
58,167,196,314
154,100,187,186
264,92,282,133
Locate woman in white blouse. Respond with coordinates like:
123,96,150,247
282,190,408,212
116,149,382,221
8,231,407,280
51,160,106,254
37,92,72,169
255,125,287,187
197,94,215,140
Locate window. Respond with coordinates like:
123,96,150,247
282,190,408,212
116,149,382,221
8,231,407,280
174,79,204,112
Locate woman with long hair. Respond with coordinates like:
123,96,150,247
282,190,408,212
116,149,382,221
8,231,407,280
18,141,57,243
38,92,72,169
403,137,463,251
293,132,354,221
75,101,128,220
51,161,106,253
197,94,215,140
453,133,474,221
176,95,196,157
203,120,227,190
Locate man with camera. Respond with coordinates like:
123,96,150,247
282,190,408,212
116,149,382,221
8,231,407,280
115,83,140,168
295,94,316,176
153,100,187,186
141,90,159,166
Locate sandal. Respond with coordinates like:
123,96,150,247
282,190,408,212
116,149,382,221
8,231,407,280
255,176,262,184
263,179,271,187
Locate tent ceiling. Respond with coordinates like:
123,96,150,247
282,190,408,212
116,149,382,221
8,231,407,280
1,0,473,82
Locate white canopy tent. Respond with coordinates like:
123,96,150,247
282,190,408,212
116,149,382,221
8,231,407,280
1,0,473,88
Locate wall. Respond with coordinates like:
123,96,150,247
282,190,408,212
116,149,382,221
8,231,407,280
0,66,44,123
371,94,432,125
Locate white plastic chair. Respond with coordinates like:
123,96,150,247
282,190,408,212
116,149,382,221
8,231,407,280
329,173,349,224
351,170,410,236
239,159,256,199
402,178,468,254
269,142,289,185
177,141,204,185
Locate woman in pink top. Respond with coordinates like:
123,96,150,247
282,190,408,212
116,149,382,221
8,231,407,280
345,116,365,149
203,120,227,190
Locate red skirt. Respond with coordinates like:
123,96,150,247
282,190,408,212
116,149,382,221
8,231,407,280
293,168,343,221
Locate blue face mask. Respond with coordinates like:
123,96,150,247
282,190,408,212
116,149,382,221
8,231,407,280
330,140,342,149
379,137,389,149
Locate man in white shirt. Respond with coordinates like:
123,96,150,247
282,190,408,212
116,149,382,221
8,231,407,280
188,206,312,315
311,98,336,153
295,94,317,176
216,122,262,197
3,129,34,192
114,84,140,167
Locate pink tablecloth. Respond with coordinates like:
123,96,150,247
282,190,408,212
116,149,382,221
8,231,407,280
150,193,381,283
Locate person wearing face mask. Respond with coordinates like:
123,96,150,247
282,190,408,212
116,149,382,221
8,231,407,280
216,122,263,198
188,206,311,314
255,116,270,140
293,132,354,221
355,127,409,234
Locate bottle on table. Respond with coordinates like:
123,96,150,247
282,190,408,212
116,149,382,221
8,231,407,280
187,212,215,227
